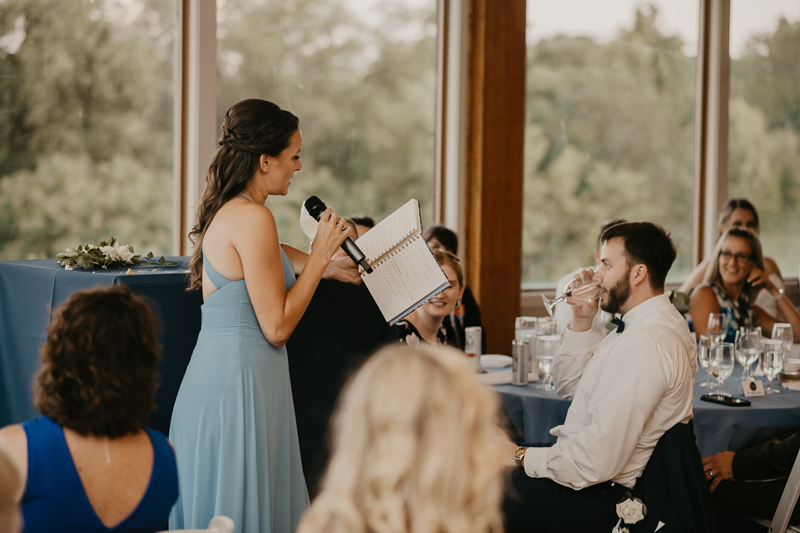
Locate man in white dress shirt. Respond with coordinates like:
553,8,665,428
502,222,696,532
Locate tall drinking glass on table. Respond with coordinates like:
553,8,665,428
515,316,538,342
697,335,714,388
709,342,735,396
536,334,560,391
772,323,793,354
707,313,728,344
760,339,784,394
735,326,761,381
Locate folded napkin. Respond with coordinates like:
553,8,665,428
782,381,800,391
481,354,512,368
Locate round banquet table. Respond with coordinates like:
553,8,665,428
492,361,800,457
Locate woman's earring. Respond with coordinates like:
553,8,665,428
455,298,462,308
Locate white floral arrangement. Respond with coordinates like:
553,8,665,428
56,235,177,270
612,490,646,533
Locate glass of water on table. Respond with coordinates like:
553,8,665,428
760,339,785,394
536,334,560,391
735,327,761,381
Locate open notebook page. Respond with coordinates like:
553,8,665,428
355,199,420,267
362,236,448,324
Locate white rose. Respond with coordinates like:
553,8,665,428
616,498,645,525
100,243,135,264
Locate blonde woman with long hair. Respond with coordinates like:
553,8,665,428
297,345,505,533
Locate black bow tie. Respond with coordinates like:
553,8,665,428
611,316,625,334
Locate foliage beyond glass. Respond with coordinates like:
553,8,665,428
522,3,697,286
728,3,800,278
0,0,175,261
216,0,437,250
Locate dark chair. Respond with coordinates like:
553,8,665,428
286,280,398,499
631,421,718,533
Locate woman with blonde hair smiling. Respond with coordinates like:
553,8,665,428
297,344,505,533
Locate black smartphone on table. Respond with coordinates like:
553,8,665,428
700,394,751,407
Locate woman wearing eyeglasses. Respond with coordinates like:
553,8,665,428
688,227,800,342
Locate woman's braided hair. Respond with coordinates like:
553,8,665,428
188,99,299,290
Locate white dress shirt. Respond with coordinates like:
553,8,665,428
553,266,612,339
523,294,696,490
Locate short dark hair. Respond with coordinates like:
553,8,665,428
596,219,626,252
34,285,161,438
600,222,676,291
423,225,459,255
350,216,375,229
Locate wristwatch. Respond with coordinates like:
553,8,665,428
513,446,527,468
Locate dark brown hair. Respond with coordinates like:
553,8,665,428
718,198,759,235
601,222,677,291
188,99,299,290
703,227,766,305
34,285,161,438
424,225,459,255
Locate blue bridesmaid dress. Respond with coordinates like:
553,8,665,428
169,249,309,532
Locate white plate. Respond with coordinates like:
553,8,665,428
481,354,512,368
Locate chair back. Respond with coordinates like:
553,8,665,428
766,445,800,533
159,515,234,533
631,421,717,533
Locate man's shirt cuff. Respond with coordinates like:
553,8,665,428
523,447,550,479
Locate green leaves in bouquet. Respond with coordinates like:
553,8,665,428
56,233,178,270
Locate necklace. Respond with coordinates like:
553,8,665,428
238,192,256,204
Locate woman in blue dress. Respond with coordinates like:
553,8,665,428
169,99,358,533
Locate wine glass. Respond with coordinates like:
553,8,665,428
760,339,785,394
542,271,603,317
707,313,728,344
735,327,761,381
697,335,714,388
772,323,793,355
709,342,735,396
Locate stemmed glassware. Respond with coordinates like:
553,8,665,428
772,323,794,354
735,327,761,381
542,271,603,317
707,313,728,344
760,339,785,394
709,342,735,396
697,335,714,388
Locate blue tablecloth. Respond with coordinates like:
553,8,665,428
494,366,800,457
0,258,202,434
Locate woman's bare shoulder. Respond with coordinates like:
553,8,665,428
0,424,28,478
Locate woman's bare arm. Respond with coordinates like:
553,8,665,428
678,259,708,294
688,285,721,338
231,204,352,346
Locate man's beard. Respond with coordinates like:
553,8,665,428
600,268,632,314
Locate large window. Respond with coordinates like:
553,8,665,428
522,1,698,286
216,0,437,250
0,0,175,260
728,1,800,277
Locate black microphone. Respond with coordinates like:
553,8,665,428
304,196,373,274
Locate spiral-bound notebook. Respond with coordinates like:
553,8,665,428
355,199,449,325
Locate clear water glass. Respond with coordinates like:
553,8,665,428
697,335,714,388
515,316,538,342
709,342,734,396
535,334,560,391
760,339,785,394
537,355,555,390
707,313,728,344
772,323,793,354
735,327,761,381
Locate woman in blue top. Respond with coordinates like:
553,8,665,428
689,228,800,343
169,99,358,533
0,285,178,533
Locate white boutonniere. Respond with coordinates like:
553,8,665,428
612,490,646,532
57,233,177,270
